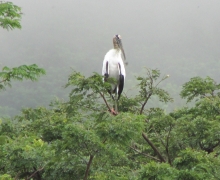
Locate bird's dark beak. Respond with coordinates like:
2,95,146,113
120,45,126,61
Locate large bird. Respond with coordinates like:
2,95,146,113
102,34,126,113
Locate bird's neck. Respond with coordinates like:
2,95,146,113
113,41,120,50
113,48,121,56
113,46,121,53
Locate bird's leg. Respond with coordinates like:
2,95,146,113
111,94,115,101
110,107,117,115
110,100,118,115
114,94,118,113
114,99,117,113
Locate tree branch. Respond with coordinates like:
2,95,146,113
0,78,9,84
100,92,111,110
142,133,166,163
140,93,152,115
99,92,117,115
26,167,44,180
139,69,153,115
83,155,94,180
130,146,160,162
152,127,166,147
155,75,168,88
166,125,172,165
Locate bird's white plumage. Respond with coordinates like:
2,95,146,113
102,49,126,77
102,49,126,93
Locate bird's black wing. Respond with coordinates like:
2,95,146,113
103,61,115,99
118,63,124,100
104,61,109,81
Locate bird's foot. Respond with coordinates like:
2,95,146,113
110,108,118,115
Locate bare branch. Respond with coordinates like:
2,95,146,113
140,92,152,115
99,92,118,115
155,75,169,88
99,92,111,111
142,133,166,163
139,68,154,115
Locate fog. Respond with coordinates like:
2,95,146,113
1,0,220,115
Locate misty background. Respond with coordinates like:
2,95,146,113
1,0,220,116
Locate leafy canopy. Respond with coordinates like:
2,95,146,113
0,64,46,91
0,1,22,30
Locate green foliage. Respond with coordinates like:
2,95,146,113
0,1,22,30
0,64,46,91
0,104,145,179
65,71,107,112
173,148,220,180
0,174,12,180
134,74,220,179
140,148,220,180
1,69,220,179
135,68,173,114
140,161,177,180
180,76,220,102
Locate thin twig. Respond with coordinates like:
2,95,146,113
130,146,160,162
0,78,8,84
84,142,92,155
153,128,166,149
15,172,21,180
83,138,108,180
155,76,168,87
73,149,88,164
139,68,153,115
140,93,152,114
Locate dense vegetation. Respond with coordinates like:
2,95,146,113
1,69,220,179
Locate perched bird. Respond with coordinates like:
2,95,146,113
102,34,126,113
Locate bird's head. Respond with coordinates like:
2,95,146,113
113,34,122,49
113,34,126,61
